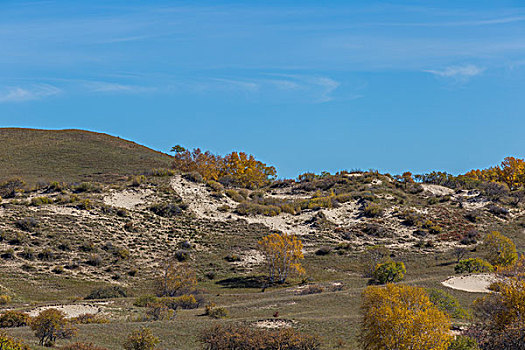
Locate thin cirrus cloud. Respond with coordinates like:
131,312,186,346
0,84,61,103
424,65,485,81
180,74,341,103
84,81,155,94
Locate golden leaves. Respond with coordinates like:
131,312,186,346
258,233,304,284
360,284,451,350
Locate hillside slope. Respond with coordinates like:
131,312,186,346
0,128,172,184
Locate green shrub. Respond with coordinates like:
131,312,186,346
85,286,128,300
225,189,245,202
217,204,230,212
115,247,130,260
447,335,480,350
427,288,468,319
123,327,159,350
130,175,146,187
31,197,53,206
76,199,93,210
373,261,406,284
161,295,199,310
144,303,174,321
204,304,228,319
0,295,11,305
454,258,493,274
0,311,30,327
235,202,281,216
363,203,383,218
73,182,101,193
207,180,224,193
149,202,186,217
134,295,158,307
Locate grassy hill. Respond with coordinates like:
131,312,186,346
0,128,172,184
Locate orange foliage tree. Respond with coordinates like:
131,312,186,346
258,233,304,284
172,146,276,188
465,156,525,190
360,284,451,350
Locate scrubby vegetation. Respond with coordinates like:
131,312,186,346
1,130,525,349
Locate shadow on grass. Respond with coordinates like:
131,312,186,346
216,275,270,289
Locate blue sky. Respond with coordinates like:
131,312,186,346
1,0,524,178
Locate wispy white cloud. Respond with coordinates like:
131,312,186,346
424,64,485,81
84,81,155,93
0,84,61,103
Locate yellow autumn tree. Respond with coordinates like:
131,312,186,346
360,284,451,350
155,260,197,297
258,233,304,284
481,231,518,267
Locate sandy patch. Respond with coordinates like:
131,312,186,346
254,319,294,329
28,303,106,318
421,184,454,196
442,273,497,293
235,249,265,267
103,189,153,210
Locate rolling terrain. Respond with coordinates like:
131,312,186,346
0,128,172,184
0,129,523,349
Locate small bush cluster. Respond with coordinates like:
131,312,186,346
15,218,39,232
363,203,383,218
204,303,229,319
0,295,11,305
149,201,187,217
454,258,493,274
134,294,200,311
0,311,30,328
30,196,54,206
123,327,159,350
200,324,321,350
426,288,468,319
373,261,406,284
85,286,128,300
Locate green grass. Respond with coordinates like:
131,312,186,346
0,128,172,184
